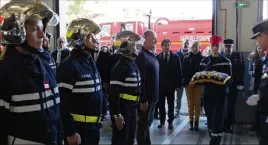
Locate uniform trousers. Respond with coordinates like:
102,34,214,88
70,123,100,145
204,96,226,145
111,103,137,145
185,84,202,121
224,85,238,129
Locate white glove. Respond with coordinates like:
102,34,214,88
237,86,244,90
246,94,260,106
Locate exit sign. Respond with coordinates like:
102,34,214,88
235,2,248,8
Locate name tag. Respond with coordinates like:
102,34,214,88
81,74,91,78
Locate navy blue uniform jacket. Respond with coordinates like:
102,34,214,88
56,48,103,136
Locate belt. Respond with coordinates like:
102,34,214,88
71,114,101,123
120,93,139,101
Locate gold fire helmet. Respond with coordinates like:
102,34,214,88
0,0,60,45
66,18,101,48
113,31,144,56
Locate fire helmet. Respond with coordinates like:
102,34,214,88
66,18,101,49
0,0,59,45
113,31,144,56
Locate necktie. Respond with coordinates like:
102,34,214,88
164,53,168,64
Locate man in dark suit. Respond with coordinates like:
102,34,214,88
156,38,182,129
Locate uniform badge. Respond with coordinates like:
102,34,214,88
43,81,50,91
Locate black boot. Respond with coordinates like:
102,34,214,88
209,136,222,145
194,121,199,131
158,122,165,128
189,121,194,131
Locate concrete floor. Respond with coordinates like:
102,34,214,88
100,91,259,144
11,90,259,144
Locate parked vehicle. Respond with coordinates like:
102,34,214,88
98,17,212,54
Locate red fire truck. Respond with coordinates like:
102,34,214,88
98,17,212,54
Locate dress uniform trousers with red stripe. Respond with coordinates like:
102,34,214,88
57,48,103,145
109,56,141,145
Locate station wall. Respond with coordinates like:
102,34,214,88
216,0,262,123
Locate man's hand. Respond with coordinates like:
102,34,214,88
114,115,124,130
246,94,260,106
237,86,244,91
140,101,148,112
67,133,81,145
103,83,109,91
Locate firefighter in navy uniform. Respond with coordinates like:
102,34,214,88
247,19,268,145
221,39,245,133
0,1,62,144
57,18,103,145
109,31,144,145
200,36,232,145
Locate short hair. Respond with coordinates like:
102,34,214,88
142,30,155,38
190,40,199,48
161,38,171,46
24,15,42,27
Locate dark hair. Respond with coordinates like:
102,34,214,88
161,38,171,46
24,15,41,27
254,45,261,60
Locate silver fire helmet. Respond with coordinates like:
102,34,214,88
66,18,101,48
113,31,144,56
0,0,60,45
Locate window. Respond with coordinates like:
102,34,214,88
125,24,134,31
157,19,169,25
101,24,111,36
264,0,268,19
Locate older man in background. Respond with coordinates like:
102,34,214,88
176,39,190,117
51,37,70,66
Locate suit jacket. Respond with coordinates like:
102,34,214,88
156,51,182,91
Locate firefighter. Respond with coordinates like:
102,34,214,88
200,35,232,145
248,19,268,145
183,40,204,131
109,30,144,145
57,18,103,145
0,1,62,144
221,39,245,133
